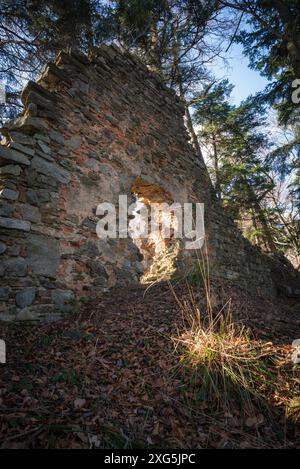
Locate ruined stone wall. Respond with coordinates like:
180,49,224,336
0,45,298,322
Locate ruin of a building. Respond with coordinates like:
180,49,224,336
0,45,299,321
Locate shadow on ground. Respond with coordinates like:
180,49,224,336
0,283,299,448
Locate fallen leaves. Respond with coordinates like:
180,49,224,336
0,284,299,449
74,399,86,410
245,415,264,428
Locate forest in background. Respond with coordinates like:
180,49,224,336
0,0,299,266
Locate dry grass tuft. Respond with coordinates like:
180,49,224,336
172,294,276,410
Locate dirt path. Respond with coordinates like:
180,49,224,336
0,284,299,449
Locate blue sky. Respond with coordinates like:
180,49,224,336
208,42,270,105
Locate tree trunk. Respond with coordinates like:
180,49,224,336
171,14,214,202
271,0,300,77
182,90,205,161
170,19,205,163
212,133,221,199
149,17,162,74
247,185,277,253
270,192,300,259
251,209,259,246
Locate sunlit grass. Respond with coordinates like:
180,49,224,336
287,398,300,422
173,297,277,410
170,255,300,445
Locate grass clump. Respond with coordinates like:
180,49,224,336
171,286,277,412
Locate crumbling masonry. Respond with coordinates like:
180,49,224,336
0,45,299,321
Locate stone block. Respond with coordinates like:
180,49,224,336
31,155,71,184
0,217,31,232
0,188,19,201
0,145,31,165
20,204,41,223
10,143,35,157
65,135,82,150
0,165,22,177
0,242,7,254
51,289,75,313
4,258,28,277
50,131,65,145
9,132,34,146
37,140,51,155
15,288,36,309
0,288,10,300
27,234,60,277
0,202,15,218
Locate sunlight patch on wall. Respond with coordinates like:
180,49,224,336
131,177,180,283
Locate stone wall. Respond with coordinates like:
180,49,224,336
0,45,299,321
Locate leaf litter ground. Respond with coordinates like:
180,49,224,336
0,283,299,448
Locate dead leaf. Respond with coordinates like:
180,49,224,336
74,399,86,409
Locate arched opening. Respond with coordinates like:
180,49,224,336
130,177,181,283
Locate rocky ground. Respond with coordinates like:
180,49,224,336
0,283,299,449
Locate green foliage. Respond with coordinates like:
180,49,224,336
229,1,300,134
0,0,105,122
193,76,299,258
194,81,273,238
